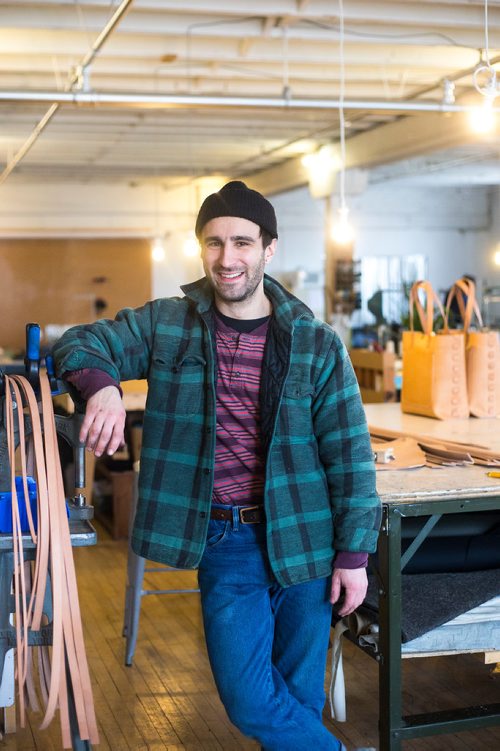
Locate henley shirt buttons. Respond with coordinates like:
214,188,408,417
199,511,207,518
204,468,211,475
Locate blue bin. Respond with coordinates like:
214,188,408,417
0,476,38,533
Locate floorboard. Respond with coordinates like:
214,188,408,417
1,522,499,750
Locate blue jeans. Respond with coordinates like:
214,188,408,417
197,509,342,751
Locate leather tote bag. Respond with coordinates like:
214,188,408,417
446,277,500,418
401,280,468,419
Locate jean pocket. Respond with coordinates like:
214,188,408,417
205,520,230,549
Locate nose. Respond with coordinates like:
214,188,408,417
217,241,237,268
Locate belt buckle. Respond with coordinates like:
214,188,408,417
239,505,260,524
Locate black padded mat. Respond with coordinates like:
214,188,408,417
362,569,500,643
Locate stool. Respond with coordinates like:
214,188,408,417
122,470,199,666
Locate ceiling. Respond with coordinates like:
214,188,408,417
0,0,499,190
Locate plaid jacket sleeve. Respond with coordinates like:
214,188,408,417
311,331,381,553
52,302,160,384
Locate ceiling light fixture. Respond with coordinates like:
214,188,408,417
183,230,199,258
151,180,166,262
469,96,496,134
469,0,498,134
301,144,341,198
330,0,355,246
442,79,455,106
331,206,355,245
151,236,166,262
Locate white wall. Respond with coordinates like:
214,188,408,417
269,187,325,277
1,175,499,323
267,187,326,318
269,181,500,323
151,231,204,300
352,184,498,300
488,186,500,274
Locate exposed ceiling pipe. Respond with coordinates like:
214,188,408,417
0,0,134,186
0,90,497,113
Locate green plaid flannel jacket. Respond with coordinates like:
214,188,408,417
53,275,381,586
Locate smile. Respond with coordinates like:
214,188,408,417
218,271,244,280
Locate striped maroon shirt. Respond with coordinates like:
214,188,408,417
212,313,269,507
210,310,368,570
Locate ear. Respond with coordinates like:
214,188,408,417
264,238,277,264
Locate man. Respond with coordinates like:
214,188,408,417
53,181,381,751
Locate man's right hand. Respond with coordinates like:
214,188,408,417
79,386,126,457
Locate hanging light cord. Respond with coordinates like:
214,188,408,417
283,25,290,99
338,0,347,212
473,0,498,100
484,0,490,67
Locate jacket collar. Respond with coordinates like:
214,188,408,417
180,274,314,326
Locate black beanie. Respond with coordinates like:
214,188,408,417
195,181,278,239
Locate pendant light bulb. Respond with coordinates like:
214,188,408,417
183,230,199,258
469,97,496,134
331,206,355,246
151,236,165,262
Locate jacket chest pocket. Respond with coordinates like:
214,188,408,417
150,351,207,417
279,379,315,437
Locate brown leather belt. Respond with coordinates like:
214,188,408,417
210,505,265,524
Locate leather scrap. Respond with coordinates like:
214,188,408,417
369,424,500,468
371,437,426,470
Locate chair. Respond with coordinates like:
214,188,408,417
122,469,199,666
349,348,396,403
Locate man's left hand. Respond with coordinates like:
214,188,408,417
329,567,368,616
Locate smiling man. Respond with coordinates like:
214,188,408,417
53,181,381,751
200,215,274,315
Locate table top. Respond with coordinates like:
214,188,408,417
364,403,500,452
364,403,500,506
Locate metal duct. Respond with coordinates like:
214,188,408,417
0,90,497,113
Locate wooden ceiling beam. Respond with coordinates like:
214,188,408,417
244,104,491,196
262,17,277,36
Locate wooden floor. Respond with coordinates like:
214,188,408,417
2,523,500,750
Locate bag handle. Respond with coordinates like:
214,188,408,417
445,277,483,332
408,280,447,335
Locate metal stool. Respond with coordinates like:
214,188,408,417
122,468,199,666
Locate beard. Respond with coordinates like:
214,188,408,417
206,251,266,304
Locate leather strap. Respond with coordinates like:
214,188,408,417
445,277,483,331
408,280,447,335
5,371,99,747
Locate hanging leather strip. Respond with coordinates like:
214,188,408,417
5,371,99,747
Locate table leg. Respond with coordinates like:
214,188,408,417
378,505,403,751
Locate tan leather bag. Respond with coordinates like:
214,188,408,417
446,277,500,418
401,280,468,419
